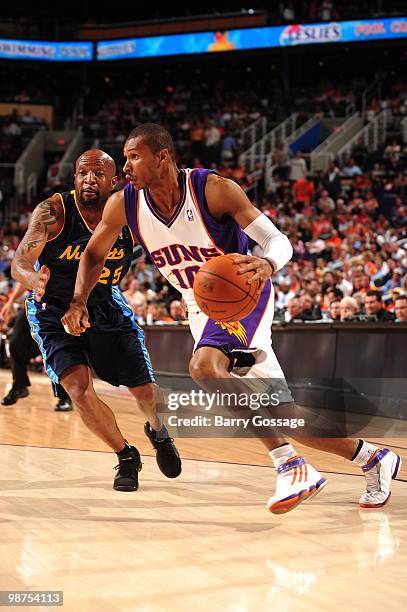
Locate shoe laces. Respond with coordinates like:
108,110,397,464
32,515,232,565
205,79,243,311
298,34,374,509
156,436,175,445
114,455,141,474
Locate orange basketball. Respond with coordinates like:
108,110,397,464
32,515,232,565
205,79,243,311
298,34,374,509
193,254,261,322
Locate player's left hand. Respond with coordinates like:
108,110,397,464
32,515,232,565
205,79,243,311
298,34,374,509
232,254,275,295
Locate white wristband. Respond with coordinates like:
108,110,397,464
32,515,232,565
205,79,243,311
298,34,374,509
243,214,293,272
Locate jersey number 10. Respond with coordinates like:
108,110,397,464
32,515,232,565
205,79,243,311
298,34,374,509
170,265,200,289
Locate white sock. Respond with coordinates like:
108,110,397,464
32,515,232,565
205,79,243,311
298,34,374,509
269,443,298,469
352,440,378,467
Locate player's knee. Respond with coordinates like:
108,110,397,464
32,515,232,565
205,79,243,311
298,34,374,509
129,382,156,404
189,358,226,381
63,381,94,407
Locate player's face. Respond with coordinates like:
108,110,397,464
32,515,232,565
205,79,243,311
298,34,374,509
74,158,117,208
123,137,162,189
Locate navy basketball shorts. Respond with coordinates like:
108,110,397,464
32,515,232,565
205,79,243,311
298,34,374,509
25,289,155,388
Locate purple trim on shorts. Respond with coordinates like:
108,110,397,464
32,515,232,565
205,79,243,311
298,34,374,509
362,448,390,472
190,168,248,254
277,457,305,474
196,280,272,352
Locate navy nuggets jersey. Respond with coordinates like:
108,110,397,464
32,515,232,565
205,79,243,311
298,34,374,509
39,190,134,306
124,168,248,313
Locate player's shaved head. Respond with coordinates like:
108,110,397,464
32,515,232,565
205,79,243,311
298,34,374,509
74,149,118,209
75,149,116,175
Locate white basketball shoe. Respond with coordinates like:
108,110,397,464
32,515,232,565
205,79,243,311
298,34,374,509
360,448,402,509
267,455,328,514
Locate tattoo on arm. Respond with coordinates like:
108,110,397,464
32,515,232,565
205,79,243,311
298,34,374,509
36,199,60,238
11,199,60,284
17,199,60,256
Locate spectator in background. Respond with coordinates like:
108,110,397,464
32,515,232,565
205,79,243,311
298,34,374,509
336,271,353,297
21,110,36,125
289,150,307,182
320,0,337,21
46,155,62,189
272,140,290,179
147,303,174,324
275,280,295,310
328,298,341,321
293,175,315,207
0,271,8,294
343,158,362,177
379,180,399,215
352,272,372,296
317,189,335,213
134,303,147,325
123,278,147,311
134,258,155,289
204,121,220,165
285,297,302,323
281,1,295,22
339,297,359,322
394,295,407,322
296,294,322,321
322,160,341,199
382,268,403,294
169,300,186,322
363,290,395,322
384,139,401,171
326,286,344,306
220,131,237,162
190,122,205,161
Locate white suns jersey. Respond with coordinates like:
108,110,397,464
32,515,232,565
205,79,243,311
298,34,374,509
123,168,248,313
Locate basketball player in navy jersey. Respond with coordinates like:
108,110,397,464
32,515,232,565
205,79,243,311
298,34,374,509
62,127,400,513
11,148,181,491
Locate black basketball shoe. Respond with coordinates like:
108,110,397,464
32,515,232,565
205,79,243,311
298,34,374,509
113,446,142,491
144,422,182,478
54,398,73,412
1,386,29,406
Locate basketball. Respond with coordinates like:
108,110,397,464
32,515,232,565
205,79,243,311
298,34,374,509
193,254,261,322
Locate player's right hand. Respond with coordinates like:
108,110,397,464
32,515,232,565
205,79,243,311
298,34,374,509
31,265,51,302
61,300,91,336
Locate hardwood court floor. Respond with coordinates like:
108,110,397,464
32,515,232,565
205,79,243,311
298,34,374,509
1,371,407,612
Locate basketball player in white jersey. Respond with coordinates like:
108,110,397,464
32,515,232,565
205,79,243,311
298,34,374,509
62,124,401,513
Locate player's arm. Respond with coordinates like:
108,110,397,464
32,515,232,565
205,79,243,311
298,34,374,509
61,191,126,335
71,191,126,305
11,195,63,300
205,174,293,292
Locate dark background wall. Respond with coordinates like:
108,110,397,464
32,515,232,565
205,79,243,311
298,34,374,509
144,324,407,378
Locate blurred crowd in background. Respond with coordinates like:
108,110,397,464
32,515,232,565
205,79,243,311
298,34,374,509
1,115,406,329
